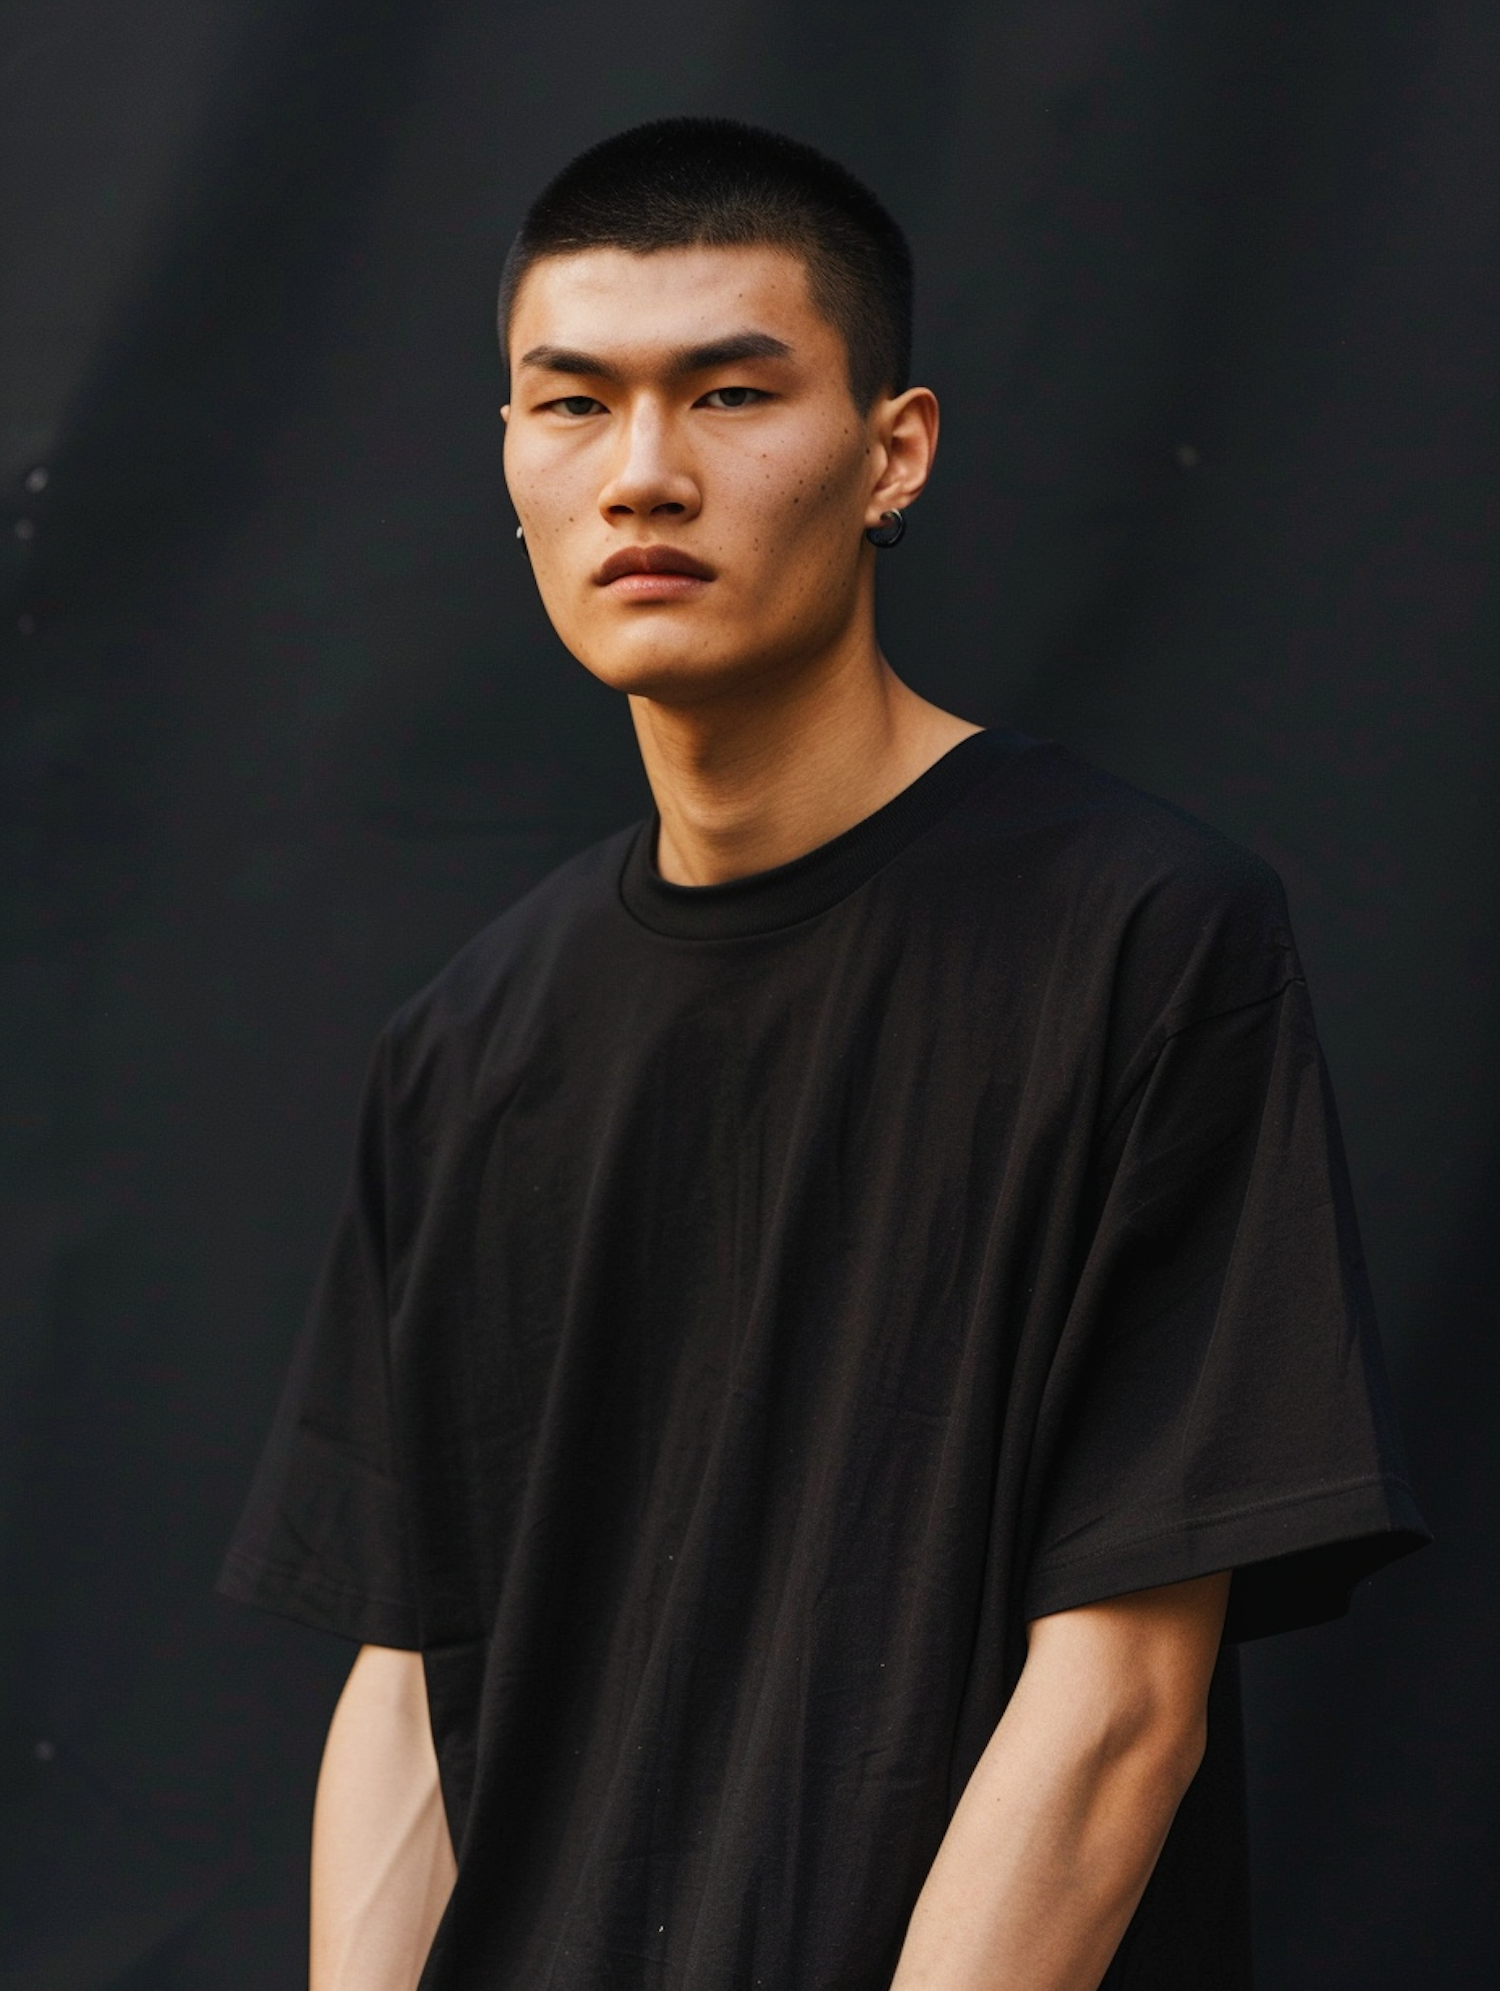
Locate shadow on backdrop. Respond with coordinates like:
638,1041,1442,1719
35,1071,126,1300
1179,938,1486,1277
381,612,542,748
2,1,1495,1984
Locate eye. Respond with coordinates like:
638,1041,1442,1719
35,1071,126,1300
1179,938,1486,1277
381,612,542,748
699,386,768,410
548,395,606,418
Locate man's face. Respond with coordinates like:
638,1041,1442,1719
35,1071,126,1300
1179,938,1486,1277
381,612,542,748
503,244,899,707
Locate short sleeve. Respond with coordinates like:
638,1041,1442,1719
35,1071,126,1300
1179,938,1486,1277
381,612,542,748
217,1036,420,1647
1022,976,1428,1642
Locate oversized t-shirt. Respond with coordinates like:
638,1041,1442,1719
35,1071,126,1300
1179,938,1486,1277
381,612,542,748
221,730,1425,1991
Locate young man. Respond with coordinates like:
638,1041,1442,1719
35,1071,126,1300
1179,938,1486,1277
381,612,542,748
221,120,1425,1991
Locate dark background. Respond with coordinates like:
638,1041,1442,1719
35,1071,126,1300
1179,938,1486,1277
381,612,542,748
2,1,1495,1984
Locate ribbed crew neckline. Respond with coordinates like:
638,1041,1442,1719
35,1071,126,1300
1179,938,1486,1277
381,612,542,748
618,728,1027,941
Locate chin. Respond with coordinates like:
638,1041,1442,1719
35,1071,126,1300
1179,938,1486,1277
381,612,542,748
570,626,779,706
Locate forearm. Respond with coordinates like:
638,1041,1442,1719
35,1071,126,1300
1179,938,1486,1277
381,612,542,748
890,1574,1228,1991
889,1678,1198,1990
311,1645,457,1991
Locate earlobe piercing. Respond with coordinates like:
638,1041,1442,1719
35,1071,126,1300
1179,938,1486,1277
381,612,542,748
865,509,906,548
516,524,525,541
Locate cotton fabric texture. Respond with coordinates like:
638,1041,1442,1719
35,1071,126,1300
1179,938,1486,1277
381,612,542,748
221,730,1425,1990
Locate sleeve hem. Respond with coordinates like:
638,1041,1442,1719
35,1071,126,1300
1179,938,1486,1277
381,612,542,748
216,1547,422,1649
1022,1473,1429,1641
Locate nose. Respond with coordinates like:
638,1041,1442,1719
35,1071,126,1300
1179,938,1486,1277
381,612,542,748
597,400,700,525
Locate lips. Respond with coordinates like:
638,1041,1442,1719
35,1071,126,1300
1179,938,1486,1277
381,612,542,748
593,545,716,587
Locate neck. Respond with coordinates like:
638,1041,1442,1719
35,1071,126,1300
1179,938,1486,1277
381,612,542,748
630,623,979,887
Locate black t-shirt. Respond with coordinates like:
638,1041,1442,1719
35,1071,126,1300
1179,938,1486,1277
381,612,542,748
221,730,1425,1991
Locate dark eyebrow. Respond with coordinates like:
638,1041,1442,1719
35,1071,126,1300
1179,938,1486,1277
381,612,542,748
518,344,622,381
517,331,792,384
667,332,792,375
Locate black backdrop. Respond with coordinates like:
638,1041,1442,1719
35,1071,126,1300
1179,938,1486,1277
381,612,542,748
3,2,1496,1985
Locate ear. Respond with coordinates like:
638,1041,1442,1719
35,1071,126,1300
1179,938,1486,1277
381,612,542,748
865,386,940,527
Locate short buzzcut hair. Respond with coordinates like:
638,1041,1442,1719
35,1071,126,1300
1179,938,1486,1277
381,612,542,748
498,118,913,409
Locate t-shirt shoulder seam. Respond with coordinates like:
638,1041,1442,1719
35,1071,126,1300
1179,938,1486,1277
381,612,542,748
1098,972,1306,1146
1159,971,1304,1043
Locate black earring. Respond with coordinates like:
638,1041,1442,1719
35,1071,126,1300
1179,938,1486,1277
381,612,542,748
865,509,906,548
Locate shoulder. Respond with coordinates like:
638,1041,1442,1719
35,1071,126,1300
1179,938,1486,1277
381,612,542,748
965,737,1283,911
376,822,639,1101
946,737,1300,1026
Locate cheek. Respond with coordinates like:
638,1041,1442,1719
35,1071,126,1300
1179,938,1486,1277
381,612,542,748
506,434,589,529
714,486,863,657
729,435,861,544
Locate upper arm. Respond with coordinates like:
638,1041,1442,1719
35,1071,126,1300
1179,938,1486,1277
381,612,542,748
313,1647,454,1991
319,1644,442,1823
1023,1571,1231,1767
336,1643,431,1722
